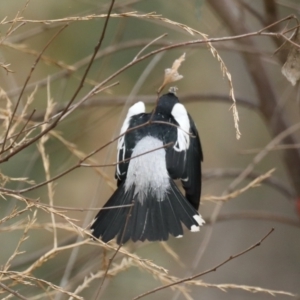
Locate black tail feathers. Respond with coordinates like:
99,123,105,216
91,180,204,244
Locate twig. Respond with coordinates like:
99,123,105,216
209,211,300,228
1,271,83,299
80,142,174,167
202,169,275,202
133,33,167,60
37,84,57,248
188,281,298,297
11,92,257,124
226,122,300,196
0,24,67,153
5,109,36,151
0,281,28,300
0,82,118,147
240,143,300,153
203,168,295,199
0,0,114,163
5,39,169,99
133,228,274,300
10,235,77,269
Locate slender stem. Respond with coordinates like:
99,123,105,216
0,281,28,300
0,0,114,163
0,25,67,153
133,228,274,300
3,109,36,153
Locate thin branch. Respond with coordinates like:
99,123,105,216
80,142,174,168
0,82,118,147
26,93,258,123
202,168,275,202
240,143,300,153
5,38,273,101
0,281,28,300
209,211,300,228
4,109,36,152
11,198,133,212
133,228,274,300
5,39,169,99
133,33,168,60
10,235,77,270
203,168,295,199
0,0,115,163
0,25,67,153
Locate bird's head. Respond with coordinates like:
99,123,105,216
156,89,180,114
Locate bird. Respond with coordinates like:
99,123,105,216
91,90,204,244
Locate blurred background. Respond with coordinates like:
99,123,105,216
0,0,300,299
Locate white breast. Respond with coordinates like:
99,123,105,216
125,136,170,203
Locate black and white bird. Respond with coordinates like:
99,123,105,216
91,90,204,244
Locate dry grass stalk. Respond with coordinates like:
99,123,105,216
189,281,298,297
8,86,37,143
1,271,83,300
69,257,134,300
50,131,116,191
0,206,32,226
3,42,75,71
203,169,275,202
1,11,242,139
2,211,37,274
0,87,13,139
37,80,58,248
160,242,185,268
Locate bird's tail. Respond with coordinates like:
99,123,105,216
91,180,204,244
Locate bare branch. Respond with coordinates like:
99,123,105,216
209,211,300,228
0,25,67,153
133,228,274,299
0,281,28,300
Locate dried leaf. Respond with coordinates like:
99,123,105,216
282,31,300,86
158,53,185,93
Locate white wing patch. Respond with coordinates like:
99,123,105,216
190,225,200,232
116,101,145,177
171,103,190,152
193,214,205,226
190,214,205,232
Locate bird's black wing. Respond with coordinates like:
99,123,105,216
181,115,203,210
165,113,202,210
115,102,149,186
164,127,187,180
